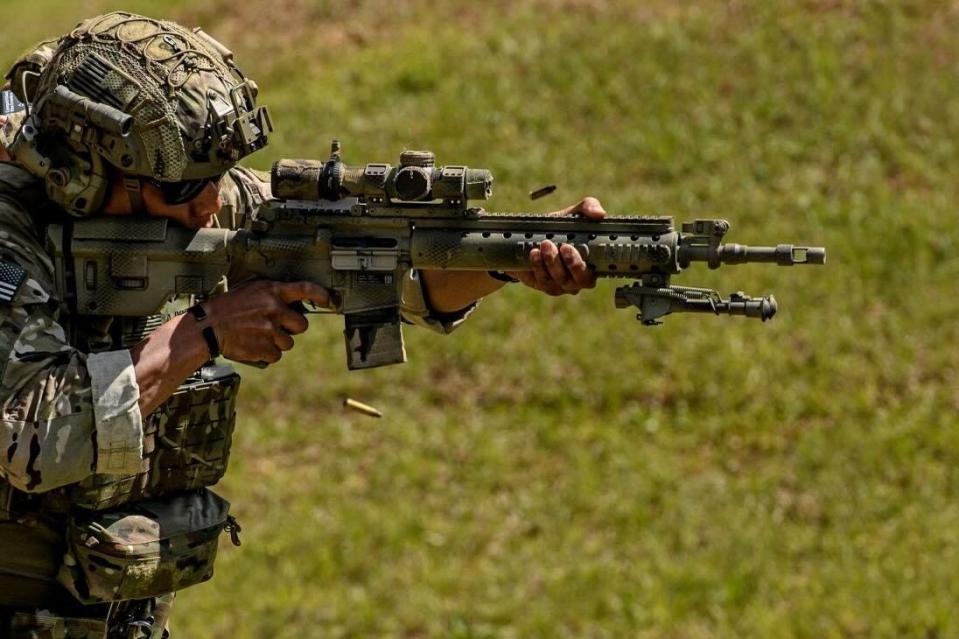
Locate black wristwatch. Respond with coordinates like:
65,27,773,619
487,270,519,284
188,304,221,358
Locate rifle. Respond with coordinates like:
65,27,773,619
48,140,826,370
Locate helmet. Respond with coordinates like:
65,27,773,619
6,12,273,216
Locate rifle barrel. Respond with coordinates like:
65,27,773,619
680,243,826,267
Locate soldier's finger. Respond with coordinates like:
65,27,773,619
262,345,283,364
562,244,596,289
529,248,552,290
578,196,607,219
275,306,310,335
541,241,572,287
277,280,331,306
273,330,295,352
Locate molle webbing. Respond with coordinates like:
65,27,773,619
56,365,240,512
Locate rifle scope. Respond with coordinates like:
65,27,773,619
272,144,493,204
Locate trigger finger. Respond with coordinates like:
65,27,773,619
278,281,331,307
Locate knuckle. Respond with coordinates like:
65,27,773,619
265,297,282,313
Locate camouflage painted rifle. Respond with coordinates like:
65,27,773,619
48,140,825,370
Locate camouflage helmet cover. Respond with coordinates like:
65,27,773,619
8,12,273,215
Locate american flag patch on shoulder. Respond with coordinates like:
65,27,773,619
0,261,26,302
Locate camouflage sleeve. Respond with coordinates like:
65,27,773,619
0,178,143,493
220,167,477,333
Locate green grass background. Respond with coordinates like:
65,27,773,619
4,1,958,637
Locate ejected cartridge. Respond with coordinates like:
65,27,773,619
344,397,383,418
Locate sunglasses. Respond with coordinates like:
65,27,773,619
149,174,224,205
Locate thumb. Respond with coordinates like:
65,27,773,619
577,196,607,219
552,196,607,219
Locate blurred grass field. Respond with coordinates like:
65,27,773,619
4,1,959,637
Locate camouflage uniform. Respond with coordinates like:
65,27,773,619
0,15,473,639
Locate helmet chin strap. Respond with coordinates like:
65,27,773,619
122,176,147,214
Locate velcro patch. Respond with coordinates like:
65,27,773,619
0,90,25,116
0,261,27,302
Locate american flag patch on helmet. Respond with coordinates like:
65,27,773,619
0,261,26,302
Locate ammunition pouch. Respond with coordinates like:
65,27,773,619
58,489,234,605
54,365,240,512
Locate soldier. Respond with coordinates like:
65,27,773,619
0,12,605,638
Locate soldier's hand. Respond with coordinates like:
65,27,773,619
201,280,330,365
508,197,607,296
